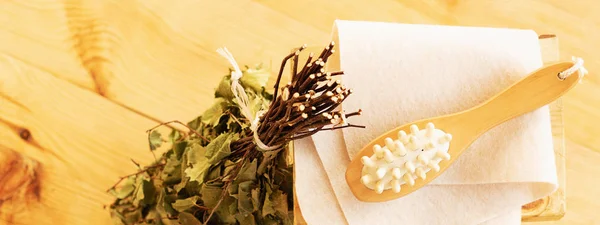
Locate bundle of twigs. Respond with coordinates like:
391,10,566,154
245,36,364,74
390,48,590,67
206,41,362,222
230,41,363,159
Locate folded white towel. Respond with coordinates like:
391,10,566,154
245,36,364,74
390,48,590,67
295,20,558,225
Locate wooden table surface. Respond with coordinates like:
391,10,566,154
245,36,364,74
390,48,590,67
0,1,598,224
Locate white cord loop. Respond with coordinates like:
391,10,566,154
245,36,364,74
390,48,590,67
217,47,281,151
558,56,588,80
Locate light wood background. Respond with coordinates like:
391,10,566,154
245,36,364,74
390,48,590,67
0,1,598,225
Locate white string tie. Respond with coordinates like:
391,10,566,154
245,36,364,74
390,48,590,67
558,56,588,80
216,47,281,151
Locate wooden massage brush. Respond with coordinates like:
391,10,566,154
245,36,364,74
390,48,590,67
345,59,587,202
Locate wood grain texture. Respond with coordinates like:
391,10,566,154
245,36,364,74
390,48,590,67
0,54,172,225
526,140,600,225
521,36,566,222
0,0,599,224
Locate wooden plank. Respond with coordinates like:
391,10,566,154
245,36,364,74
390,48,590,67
0,1,599,224
0,0,96,91
292,35,566,223
521,35,566,221
525,141,600,225
0,55,171,225
0,0,327,125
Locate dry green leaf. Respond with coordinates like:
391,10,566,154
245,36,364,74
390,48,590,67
161,154,181,185
237,181,257,215
177,212,202,225
171,196,199,212
251,188,260,213
235,213,256,225
132,179,156,207
262,189,288,219
112,176,136,199
184,143,210,183
200,184,222,209
261,196,276,217
148,130,162,150
155,189,167,215
237,159,258,182
173,177,189,193
201,98,226,127
240,65,270,93
183,178,201,197
215,75,234,100
168,129,181,143
199,183,237,224
123,208,142,224
205,166,223,184
205,133,238,164
145,180,157,205
186,116,203,131
219,195,238,224
173,141,187,159
273,190,288,217
132,178,145,207
228,201,238,221
222,160,236,182
161,190,178,216
238,181,260,214
229,159,257,195
244,91,270,121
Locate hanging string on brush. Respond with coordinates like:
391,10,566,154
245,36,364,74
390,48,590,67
558,56,588,80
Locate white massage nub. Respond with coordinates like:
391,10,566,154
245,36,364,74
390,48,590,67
392,180,401,193
385,138,395,151
405,161,416,173
394,141,407,156
398,130,409,143
361,156,376,168
374,145,384,158
383,149,394,163
361,174,373,185
359,122,452,194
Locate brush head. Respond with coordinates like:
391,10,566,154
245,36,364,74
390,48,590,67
359,122,452,194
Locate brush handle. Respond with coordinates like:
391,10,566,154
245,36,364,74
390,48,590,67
457,61,583,136
345,60,585,202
